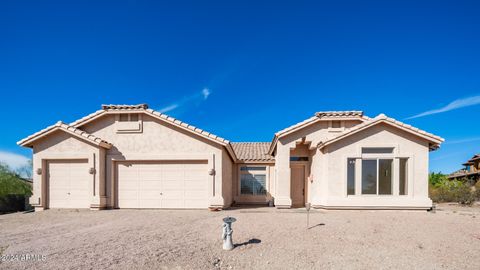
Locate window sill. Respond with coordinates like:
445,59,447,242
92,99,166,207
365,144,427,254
347,195,408,197
116,121,143,133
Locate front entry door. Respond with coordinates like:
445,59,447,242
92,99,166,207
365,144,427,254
291,165,305,207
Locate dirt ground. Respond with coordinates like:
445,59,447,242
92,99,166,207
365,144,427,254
1,204,479,270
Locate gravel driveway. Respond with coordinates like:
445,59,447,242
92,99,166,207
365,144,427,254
1,204,479,270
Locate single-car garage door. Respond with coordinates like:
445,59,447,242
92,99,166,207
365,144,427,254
117,161,208,209
48,159,90,209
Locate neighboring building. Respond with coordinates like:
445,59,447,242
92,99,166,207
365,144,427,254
18,104,443,211
448,154,480,181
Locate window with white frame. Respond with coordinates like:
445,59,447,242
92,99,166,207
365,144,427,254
361,159,393,195
347,148,409,196
240,166,267,195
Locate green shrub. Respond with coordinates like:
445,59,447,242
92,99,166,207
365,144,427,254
429,172,448,187
429,179,476,205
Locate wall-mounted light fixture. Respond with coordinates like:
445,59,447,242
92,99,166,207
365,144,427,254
208,169,216,176
89,168,96,174
36,168,42,175
308,175,314,183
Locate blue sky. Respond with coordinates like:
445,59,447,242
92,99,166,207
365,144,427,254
0,0,479,173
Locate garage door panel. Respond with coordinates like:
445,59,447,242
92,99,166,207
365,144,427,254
117,161,208,209
162,181,184,190
163,190,184,198
48,160,90,209
70,180,89,190
49,199,69,208
185,180,205,189
185,199,207,208
71,190,90,198
139,200,161,208
141,190,162,199
139,180,162,190
185,190,206,198
162,199,183,208
163,172,184,180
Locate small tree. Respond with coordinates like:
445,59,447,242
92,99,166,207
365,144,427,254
16,159,33,179
0,163,32,197
429,172,448,187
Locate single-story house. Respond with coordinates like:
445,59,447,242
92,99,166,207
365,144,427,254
18,104,443,211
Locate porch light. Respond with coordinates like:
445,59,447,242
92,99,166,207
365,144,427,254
89,168,96,174
209,169,216,176
36,168,42,175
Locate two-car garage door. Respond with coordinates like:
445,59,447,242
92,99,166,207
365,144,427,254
117,161,208,209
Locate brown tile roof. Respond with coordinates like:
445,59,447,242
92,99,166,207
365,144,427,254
101,104,149,110
18,121,112,149
274,111,365,137
315,111,363,118
69,104,231,144
448,169,479,179
231,142,275,162
67,104,237,160
145,109,231,144
268,111,368,155
468,154,480,162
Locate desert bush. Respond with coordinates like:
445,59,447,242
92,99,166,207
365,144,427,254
475,180,480,191
453,185,476,205
474,181,480,200
429,179,476,205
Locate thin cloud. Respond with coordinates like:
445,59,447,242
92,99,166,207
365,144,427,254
0,151,29,169
159,88,212,114
431,152,464,161
202,88,210,100
444,137,480,145
406,95,480,120
159,104,179,113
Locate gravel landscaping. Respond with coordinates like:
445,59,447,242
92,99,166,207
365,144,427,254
1,204,479,270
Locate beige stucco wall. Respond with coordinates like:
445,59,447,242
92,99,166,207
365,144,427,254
317,123,432,209
273,120,433,209
81,113,232,208
26,112,436,211
30,131,103,210
274,120,362,208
